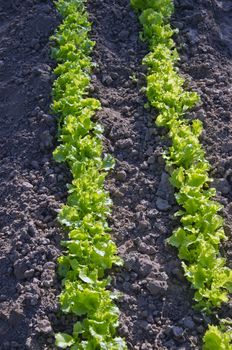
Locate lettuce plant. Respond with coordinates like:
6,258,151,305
203,324,232,350
51,0,126,348
131,0,232,316
131,0,232,347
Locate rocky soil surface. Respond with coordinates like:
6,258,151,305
173,0,232,334
0,1,67,349
0,0,232,349
88,0,220,349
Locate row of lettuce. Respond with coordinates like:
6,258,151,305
51,0,231,348
51,0,126,348
130,0,232,348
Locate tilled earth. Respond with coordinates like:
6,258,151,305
173,0,232,338
88,0,206,349
0,0,232,349
0,1,66,349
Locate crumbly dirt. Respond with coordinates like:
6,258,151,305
173,0,232,331
88,0,215,349
1,0,232,349
0,1,67,349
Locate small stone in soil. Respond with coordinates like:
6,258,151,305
156,197,171,211
180,316,195,330
172,326,184,339
116,170,127,181
146,279,168,296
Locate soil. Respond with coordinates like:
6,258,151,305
88,0,209,349
0,1,67,349
173,0,232,331
0,0,232,349
88,0,232,349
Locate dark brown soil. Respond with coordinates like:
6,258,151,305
0,1,67,349
173,0,232,331
88,0,212,349
88,0,232,349
0,0,232,349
